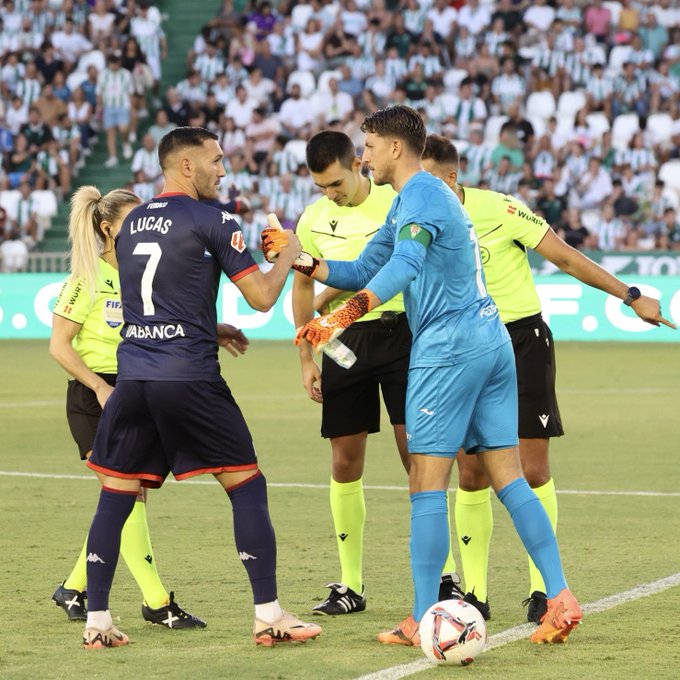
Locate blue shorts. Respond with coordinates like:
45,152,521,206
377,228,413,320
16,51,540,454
87,379,258,487
103,106,131,129
405,341,518,456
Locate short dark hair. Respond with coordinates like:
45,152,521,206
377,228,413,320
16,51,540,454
361,105,426,156
306,130,356,173
158,126,218,169
422,134,459,168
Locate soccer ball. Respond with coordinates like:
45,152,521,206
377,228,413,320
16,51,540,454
419,599,487,666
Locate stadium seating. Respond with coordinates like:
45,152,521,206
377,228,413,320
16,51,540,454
558,91,587,121
647,113,674,147
286,70,316,97
611,113,640,150
483,115,508,147
586,112,611,140
608,45,633,75
658,161,680,202
526,91,556,122
317,70,343,93
0,191,21,222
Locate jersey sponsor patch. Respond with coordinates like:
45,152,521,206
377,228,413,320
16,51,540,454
230,231,246,253
398,223,432,247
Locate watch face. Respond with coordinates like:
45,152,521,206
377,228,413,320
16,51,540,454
629,286,641,300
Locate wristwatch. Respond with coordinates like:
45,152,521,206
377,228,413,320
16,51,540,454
623,286,641,306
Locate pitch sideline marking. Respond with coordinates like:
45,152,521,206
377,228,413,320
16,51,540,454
355,572,680,680
1,470,680,497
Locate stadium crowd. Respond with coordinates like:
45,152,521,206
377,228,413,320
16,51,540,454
1,0,680,272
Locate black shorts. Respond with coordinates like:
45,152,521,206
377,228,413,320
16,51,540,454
506,313,564,439
321,311,411,439
88,379,258,488
66,374,117,459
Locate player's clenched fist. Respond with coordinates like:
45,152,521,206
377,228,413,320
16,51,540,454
295,292,371,352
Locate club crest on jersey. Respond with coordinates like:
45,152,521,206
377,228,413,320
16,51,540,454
231,231,246,253
410,224,421,239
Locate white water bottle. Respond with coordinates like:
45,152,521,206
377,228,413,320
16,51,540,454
322,337,357,369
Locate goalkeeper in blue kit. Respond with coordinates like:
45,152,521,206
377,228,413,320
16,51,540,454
263,105,583,646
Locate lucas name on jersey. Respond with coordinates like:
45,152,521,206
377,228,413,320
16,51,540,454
129,215,173,235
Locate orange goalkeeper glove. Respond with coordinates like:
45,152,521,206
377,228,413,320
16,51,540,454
261,213,319,276
295,291,370,352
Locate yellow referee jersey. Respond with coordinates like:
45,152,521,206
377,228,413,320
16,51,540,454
462,187,550,324
53,259,123,373
296,181,404,321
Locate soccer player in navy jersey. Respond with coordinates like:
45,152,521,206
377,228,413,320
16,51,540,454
264,106,582,646
81,127,321,648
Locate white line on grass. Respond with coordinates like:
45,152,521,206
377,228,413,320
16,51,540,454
355,572,680,680
2,470,680,496
2,470,680,497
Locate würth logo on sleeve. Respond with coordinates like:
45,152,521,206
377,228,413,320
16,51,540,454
231,231,246,253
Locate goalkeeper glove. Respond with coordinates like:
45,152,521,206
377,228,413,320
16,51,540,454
295,291,370,352
260,213,319,276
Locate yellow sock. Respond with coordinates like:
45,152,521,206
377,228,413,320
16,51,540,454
329,477,365,594
442,491,457,575
527,478,558,595
120,501,169,609
63,537,88,592
455,487,492,601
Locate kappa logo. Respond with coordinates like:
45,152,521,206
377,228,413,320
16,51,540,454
231,230,246,253
86,552,105,564
539,414,550,428
239,551,257,561
338,533,348,542
221,210,233,224
419,408,434,416
329,219,338,232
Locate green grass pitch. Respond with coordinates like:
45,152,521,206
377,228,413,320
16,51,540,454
1,340,679,679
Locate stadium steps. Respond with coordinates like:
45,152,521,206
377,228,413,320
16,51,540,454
41,0,219,254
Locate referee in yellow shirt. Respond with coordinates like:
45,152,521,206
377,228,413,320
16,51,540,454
292,131,462,615
422,134,672,624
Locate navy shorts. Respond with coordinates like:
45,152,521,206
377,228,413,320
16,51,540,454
88,379,258,487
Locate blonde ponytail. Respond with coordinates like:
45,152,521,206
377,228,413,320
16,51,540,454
67,185,140,295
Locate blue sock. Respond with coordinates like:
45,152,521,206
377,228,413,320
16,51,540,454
410,490,449,622
227,471,277,604
86,487,138,611
497,478,567,598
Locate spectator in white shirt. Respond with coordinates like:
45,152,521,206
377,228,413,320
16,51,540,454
245,107,281,168
570,156,613,210
51,17,93,71
243,67,276,107
457,0,491,37
225,85,259,130
592,203,628,250
130,133,161,183
314,77,354,126
524,0,556,34
277,83,314,138
427,0,458,43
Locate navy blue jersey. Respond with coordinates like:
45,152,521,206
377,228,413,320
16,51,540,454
115,192,257,380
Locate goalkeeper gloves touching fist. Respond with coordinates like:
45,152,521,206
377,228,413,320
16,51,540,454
295,291,371,352
261,213,319,277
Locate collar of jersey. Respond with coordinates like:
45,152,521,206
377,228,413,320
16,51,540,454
155,191,189,197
